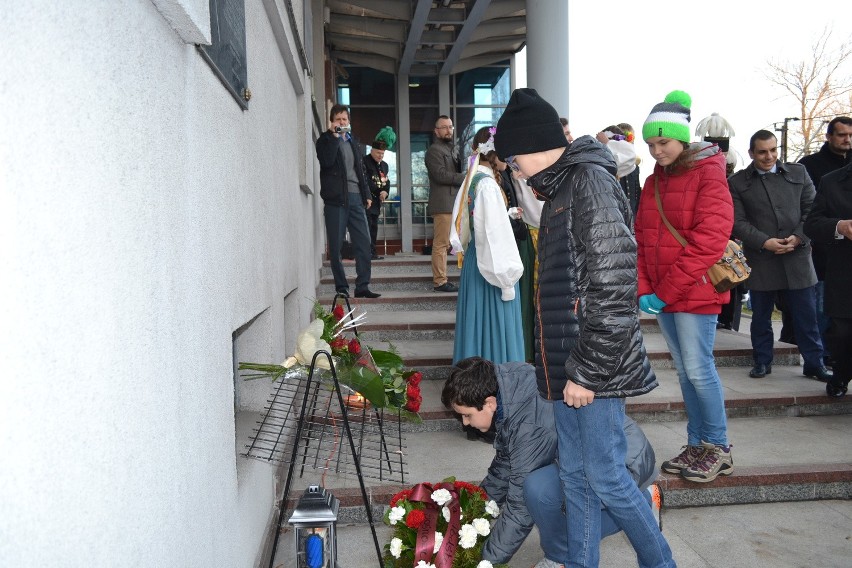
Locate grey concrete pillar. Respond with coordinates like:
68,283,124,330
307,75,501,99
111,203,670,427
397,74,413,253
525,0,569,118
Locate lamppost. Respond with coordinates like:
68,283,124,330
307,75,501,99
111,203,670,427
774,117,800,163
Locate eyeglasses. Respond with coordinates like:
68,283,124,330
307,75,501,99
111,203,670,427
505,155,520,173
436,125,455,130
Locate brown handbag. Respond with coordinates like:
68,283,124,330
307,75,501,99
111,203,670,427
653,179,750,293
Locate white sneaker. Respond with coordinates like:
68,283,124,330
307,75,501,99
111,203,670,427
646,483,663,531
532,558,564,568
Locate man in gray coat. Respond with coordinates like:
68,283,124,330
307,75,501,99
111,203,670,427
442,357,659,568
425,115,466,292
728,130,831,382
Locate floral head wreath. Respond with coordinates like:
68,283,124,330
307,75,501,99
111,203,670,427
476,127,497,156
604,130,627,142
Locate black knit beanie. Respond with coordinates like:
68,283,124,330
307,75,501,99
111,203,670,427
495,88,568,158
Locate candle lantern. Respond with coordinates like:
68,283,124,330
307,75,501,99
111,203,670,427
288,485,339,568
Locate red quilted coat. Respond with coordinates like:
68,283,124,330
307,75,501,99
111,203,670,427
635,144,733,314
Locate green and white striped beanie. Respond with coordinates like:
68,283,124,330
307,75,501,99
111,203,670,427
642,90,692,142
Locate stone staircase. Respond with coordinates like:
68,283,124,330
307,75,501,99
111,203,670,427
306,254,852,520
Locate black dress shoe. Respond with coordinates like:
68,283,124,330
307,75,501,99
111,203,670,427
371,254,384,260
826,381,848,398
803,366,832,383
354,289,381,298
749,364,772,378
434,282,458,292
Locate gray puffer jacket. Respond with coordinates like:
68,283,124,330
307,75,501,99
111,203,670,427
527,135,658,400
480,362,656,564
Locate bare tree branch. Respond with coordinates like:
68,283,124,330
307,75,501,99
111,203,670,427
764,27,852,161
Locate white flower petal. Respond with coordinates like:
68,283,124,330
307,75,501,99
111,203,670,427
472,517,491,536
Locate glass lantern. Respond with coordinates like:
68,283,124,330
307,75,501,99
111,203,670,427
288,485,339,568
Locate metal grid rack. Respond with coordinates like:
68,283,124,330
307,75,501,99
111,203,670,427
242,367,408,485
243,351,405,568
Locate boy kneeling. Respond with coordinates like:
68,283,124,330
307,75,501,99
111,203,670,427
442,357,661,568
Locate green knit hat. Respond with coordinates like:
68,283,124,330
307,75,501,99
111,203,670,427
642,90,692,142
371,126,397,150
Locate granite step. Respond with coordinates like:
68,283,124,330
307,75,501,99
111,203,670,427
318,272,459,294
319,292,664,335
349,311,663,341
317,289,459,312
354,332,801,381
407,364,852,432
321,253,461,277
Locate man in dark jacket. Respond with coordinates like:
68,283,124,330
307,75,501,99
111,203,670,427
315,104,379,298
805,161,852,398
441,357,660,568
363,127,395,260
799,116,852,365
494,88,673,568
798,117,852,188
729,130,831,382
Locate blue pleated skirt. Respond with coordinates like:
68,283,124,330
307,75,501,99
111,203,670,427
452,236,525,365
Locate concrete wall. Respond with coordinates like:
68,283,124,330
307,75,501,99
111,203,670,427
0,1,324,566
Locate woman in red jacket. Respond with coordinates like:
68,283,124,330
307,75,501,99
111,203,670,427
635,90,734,483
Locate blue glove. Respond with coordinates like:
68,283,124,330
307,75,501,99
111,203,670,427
639,293,666,315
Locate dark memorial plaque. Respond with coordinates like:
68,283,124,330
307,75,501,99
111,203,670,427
198,0,249,109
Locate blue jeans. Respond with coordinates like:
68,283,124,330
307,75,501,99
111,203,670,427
750,287,824,369
524,463,653,563
323,197,372,293
656,312,728,447
554,399,675,568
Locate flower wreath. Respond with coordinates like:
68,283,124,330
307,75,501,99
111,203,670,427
383,478,506,568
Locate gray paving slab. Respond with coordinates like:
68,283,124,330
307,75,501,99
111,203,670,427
274,500,852,567
280,414,852,499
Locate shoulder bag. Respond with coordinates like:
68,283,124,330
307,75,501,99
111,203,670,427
654,179,750,293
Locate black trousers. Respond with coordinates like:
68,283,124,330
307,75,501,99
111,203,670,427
367,211,379,256
825,318,852,387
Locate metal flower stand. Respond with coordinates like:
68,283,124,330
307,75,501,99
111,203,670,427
243,350,407,568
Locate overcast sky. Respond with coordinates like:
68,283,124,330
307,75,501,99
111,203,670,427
517,0,850,183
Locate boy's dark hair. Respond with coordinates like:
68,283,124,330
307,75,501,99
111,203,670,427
441,357,498,410
749,129,777,151
329,104,349,121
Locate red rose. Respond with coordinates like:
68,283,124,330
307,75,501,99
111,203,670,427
406,371,422,386
405,509,426,529
332,305,345,321
330,337,347,351
348,338,361,355
404,397,421,413
406,383,420,400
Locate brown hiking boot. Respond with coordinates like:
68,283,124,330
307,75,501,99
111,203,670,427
660,445,705,474
681,441,734,483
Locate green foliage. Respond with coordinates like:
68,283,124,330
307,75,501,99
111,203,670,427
335,364,387,407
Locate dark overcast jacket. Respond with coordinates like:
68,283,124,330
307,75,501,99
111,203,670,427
526,136,658,400
315,131,369,207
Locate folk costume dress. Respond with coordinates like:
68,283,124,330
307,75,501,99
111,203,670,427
450,163,524,364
